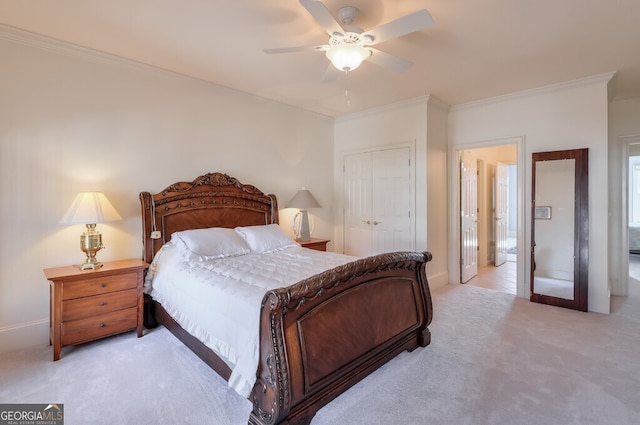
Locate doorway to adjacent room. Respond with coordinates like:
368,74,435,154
459,144,518,295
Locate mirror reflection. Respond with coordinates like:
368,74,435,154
533,159,575,300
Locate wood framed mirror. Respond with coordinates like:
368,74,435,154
531,148,588,311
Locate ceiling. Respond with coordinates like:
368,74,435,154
1,0,639,117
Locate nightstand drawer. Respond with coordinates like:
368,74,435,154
62,307,137,345
62,288,137,322
62,273,138,300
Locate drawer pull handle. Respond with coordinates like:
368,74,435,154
99,302,105,307
100,323,106,328
100,283,106,288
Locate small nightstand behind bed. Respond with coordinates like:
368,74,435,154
44,259,148,361
298,237,330,251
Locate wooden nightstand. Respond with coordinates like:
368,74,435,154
44,259,148,361
299,238,330,252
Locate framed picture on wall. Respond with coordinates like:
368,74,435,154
535,206,552,219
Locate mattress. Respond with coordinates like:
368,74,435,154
144,242,355,397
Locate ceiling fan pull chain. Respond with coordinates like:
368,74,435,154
345,70,351,109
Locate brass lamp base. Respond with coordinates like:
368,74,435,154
79,259,103,270
78,223,105,270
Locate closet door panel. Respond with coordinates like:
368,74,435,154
372,148,412,253
344,152,374,257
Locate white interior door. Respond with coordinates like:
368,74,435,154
343,147,412,257
371,148,412,253
344,152,373,257
461,152,478,283
494,162,509,266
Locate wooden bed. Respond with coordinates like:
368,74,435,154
140,172,433,425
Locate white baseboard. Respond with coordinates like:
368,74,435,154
428,270,449,290
0,319,50,354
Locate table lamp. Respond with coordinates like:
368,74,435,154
287,187,321,242
59,192,122,270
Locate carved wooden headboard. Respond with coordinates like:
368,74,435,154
139,172,278,263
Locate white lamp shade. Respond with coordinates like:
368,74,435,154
60,192,122,224
286,188,321,210
326,43,371,71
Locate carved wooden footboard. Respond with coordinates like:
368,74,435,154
250,251,432,425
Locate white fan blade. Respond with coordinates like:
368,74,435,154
299,0,344,36
362,9,434,45
264,45,328,54
367,48,413,73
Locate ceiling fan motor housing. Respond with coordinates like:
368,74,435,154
337,6,359,26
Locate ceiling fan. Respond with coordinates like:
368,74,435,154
264,0,434,74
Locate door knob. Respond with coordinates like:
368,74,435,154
373,221,380,225
362,220,371,225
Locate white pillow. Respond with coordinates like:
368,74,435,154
235,224,298,254
171,227,250,260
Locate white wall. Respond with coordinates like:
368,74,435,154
426,98,450,288
0,29,335,353
333,96,450,289
449,73,613,314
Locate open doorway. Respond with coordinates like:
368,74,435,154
460,144,518,295
627,151,640,299
612,140,640,313
628,153,640,256
605,135,640,315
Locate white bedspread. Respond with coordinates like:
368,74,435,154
144,243,355,397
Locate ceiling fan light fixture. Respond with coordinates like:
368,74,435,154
326,43,370,71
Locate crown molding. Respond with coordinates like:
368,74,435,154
0,23,335,120
450,71,617,112
336,94,450,123
0,23,156,72
425,95,450,113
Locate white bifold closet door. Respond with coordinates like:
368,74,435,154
343,147,412,257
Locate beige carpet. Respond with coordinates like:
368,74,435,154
2,280,639,425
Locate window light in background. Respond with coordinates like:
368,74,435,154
59,192,122,270
287,187,321,242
